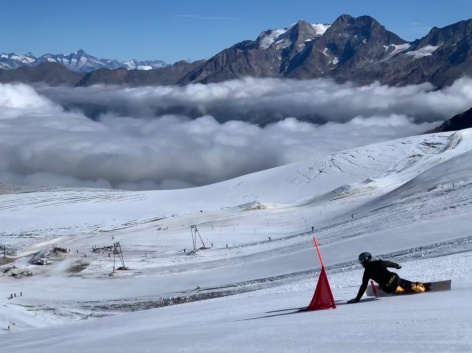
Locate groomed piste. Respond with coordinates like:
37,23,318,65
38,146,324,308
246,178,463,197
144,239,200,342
2,129,472,352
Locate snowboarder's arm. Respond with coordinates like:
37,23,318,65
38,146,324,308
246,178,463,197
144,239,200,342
382,260,401,269
352,272,369,302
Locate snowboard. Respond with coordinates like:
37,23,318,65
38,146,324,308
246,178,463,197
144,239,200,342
365,279,451,297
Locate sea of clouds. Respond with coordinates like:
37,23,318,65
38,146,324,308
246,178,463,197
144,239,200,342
1,77,472,190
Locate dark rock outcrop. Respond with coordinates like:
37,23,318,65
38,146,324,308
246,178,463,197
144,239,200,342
76,60,205,87
428,106,472,133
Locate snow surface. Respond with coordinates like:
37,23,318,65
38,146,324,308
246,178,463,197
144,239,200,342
312,23,331,35
382,43,411,60
2,128,472,352
406,45,440,59
259,29,288,49
321,48,339,66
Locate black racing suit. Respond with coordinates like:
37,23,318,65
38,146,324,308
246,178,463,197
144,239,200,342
354,260,413,301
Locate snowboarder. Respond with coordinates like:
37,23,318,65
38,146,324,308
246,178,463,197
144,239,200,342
347,252,425,303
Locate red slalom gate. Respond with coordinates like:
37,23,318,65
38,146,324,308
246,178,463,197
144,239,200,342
306,237,336,311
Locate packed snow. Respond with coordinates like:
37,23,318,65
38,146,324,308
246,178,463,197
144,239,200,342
1,128,472,352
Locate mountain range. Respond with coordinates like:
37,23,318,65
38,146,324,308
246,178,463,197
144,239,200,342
1,14,472,88
1,14,472,130
0,49,167,72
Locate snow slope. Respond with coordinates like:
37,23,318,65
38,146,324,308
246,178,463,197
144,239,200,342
1,129,472,352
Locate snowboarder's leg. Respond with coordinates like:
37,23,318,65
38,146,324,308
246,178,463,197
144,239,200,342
395,286,405,294
382,274,401,293
399,278,413,291
399,278,425,293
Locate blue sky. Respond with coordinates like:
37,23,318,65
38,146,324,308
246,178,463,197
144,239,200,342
2,0,471,64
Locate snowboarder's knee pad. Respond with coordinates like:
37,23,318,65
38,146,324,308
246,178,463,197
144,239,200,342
395,286,405,294
411,283,425,293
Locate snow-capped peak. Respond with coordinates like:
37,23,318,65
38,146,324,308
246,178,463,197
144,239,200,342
74,49,89,56
0,50,168,72
0,52,37,70
258,28,289,49
0,52,36,64
257,21,330,49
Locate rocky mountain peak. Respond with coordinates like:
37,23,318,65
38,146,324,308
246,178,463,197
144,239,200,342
255,19,328,51
74,49,88,56
277,20,320,48
413,18,472,48
332,14,355,26
328,14,403,44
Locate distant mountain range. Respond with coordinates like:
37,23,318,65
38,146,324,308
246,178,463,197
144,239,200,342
1,14,472,88
0,49,167,72
1,14,472,131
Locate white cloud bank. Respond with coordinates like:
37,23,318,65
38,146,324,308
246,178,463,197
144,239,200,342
2,77,472,190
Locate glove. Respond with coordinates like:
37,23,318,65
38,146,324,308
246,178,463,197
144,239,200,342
396,265,402,269
347,298,359,304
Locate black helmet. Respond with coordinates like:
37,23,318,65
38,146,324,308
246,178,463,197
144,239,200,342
358,252,372,264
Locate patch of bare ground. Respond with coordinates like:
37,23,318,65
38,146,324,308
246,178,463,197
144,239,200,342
0,257,16,265
68,261,89,273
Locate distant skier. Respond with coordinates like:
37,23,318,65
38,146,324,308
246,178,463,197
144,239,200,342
347,252,425,303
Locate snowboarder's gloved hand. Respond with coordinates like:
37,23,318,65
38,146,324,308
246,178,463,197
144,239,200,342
396,265,402,269
347,298,359,304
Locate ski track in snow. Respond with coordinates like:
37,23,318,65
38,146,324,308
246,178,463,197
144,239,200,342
1,130,472,348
